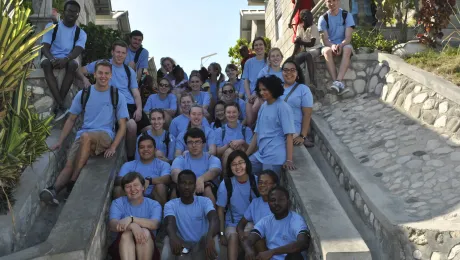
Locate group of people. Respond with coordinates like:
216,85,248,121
37,0,355,259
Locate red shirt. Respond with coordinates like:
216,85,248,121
292,0,314,25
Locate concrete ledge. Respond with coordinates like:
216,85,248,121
0,140,126,260
283,146,371,260
378,53,460,105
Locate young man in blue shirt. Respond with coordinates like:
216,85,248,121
109,172,162,260
113,135,171,206
78,40,150,162
171,128,222,205
243,187,311,260
162,170,220,260
40,60,129,205
41,0,87,121
318,0,355,95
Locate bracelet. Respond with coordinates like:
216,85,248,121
286,160,293,163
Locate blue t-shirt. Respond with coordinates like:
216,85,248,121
86,59,138,104
206,80,219,101
214,123,253,147
254,212,309,260
281,83,313,133
216,177,258,227
193,91,211,107
254,99,296,165
169,114,210,138
42,21,87,58
175,127,216,153
109,196,162,224
118,159,171,194
171,152,222,179
164,196,215,243
244,197,272,224
69,85,129,140
242,57,267,94
257,66,284,82
125,47,149,70
318,8,355,44
135,130,176,161
236,98,247,120
143,93,177,113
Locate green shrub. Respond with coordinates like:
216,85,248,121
351,29,399,53
79,22,122,66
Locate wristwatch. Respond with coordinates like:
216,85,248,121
220,232,225,236
130,216,134,223
299,134,306,140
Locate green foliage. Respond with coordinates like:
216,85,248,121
351,29,399,53
79,22,122,66
228,37,272,72
22,0,65,14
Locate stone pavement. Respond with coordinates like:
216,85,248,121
316,94,460,220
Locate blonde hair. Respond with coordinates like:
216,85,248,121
267,48,283,73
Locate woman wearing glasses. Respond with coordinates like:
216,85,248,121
143,78,177,128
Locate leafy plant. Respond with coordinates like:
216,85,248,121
418,0,456,47
228,37,272,72
79,22,122,66
351,28,399,53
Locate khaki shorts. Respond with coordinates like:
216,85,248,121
40,56,80,67
321,44,355,56
225,222,254,239
67,131,112,162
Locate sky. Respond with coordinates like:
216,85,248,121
110,0,262,75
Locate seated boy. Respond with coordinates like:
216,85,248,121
109,172,162,260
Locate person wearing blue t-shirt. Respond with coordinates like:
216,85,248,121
41,1,87,120
257,48,284,82
242,37,268,98
135,109,175,163
175,105,216,157
210,101,227,130
169,93,211,138
219,64,245,100
246,75,297,177
108,172,162,260
217,151,259,260
189,75,211,118
171,128,222,204
162,170,220,260
281,59,314,148
237,170,278,249
78,40,151,162
40,61,129,206
143,78,177,128
318,0,355,95
243,187,311,260
207,62,226,102
220,83,247,122
114,135,171,206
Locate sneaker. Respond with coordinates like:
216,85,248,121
54,108,69,122
39,188,59,205
330,81,341,93
338,85,351,96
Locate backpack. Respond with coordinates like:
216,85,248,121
221,125,247,142
163,130,170,158
323,10,350,29
41,23,80,58
122,64,132,90
81,86,119,128
134,47,144,64
224,175,259,223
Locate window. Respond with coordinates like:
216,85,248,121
274,0,283,41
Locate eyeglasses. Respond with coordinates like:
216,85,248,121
231,161,246,168
223,90,234,95
186,140,203,146
159,83,170,88
282,68,297,73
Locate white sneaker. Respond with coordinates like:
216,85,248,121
54,109,69,122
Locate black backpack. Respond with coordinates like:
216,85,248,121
122,63,132,90
221,125,247,142
80,86,119,128
224,175,259,223
134,47,144,64
41,23,80,58
323,10,353,29
163,130,170,158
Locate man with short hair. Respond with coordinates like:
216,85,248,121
318,0,355,95
162,170,220,260
40,60,128,205
109,172,162,260
171,128,222,204
41,0,87,121
243,186,311,260
78,40,150,161
113,135,171,206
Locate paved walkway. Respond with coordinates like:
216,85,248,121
316,94,460,219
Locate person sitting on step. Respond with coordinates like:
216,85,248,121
161,170,220,260
40,0,87,121
40,60,128,205
243,186,311,260
109,172,162,260
78,40,151,162
169,93,210,138
170,128,221,205
318,0,355,95
114,135,171,206
143,78,177,129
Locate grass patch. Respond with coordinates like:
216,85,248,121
405,48,460,86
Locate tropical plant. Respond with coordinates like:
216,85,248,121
351,28,399,53
79,22,122,66
228,37,272,72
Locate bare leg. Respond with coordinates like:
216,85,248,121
126,119,138,158
53,159,74,193
152,183,168,206
227,233,239,260
136,228,154,260
120,231,136,260
170,187,177,200
203,186,216,206
254,238,268,253
221,147,235,178
59,60,78,103
305,53,316,86
41,59,64,107
337,48,352,82
323,47,337,81
70,132,94,182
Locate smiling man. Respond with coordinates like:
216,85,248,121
109,172,162,260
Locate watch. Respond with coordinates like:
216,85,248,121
130,216,134,223
220,232,225,236
299,134,306,140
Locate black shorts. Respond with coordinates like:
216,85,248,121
127,104,150,134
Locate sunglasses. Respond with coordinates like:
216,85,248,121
223,90,235,95
159,83,170,88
